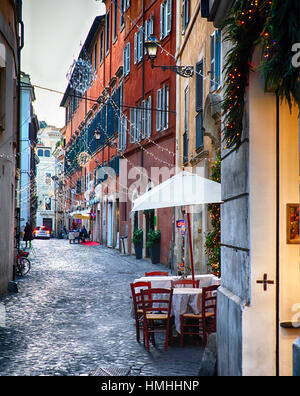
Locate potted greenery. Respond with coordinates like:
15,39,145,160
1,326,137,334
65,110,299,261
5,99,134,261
132,228,143,260
146,229,161,264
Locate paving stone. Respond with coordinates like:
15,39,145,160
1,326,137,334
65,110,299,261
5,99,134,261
0,239,205,376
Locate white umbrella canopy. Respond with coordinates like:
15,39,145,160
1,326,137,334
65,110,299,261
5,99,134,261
131,171,222,212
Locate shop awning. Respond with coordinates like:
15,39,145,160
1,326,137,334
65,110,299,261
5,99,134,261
70,210,91,219
131,171,222,282
131,171,222,212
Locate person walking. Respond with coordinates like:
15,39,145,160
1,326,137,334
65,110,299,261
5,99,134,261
23,222,33,248
80,225,88,243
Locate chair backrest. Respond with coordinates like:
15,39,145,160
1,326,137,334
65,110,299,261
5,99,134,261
171,279,200,288
145,271,169,277
130,281,151,312
141,288,173,316
202,285,219,316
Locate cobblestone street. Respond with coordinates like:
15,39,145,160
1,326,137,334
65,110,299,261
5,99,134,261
0,240,204,376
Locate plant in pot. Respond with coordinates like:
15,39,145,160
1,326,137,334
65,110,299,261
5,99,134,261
146,229,161,264
132,228,143,260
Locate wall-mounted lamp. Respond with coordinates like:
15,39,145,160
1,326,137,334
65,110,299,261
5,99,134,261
144,36,194,78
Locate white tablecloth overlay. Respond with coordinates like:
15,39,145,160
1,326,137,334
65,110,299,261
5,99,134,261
131,274,220,334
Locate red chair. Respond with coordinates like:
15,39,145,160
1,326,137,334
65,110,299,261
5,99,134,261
141,288,174,351
130,281,151,342
171,279,200,288
145,271,169,277
180,285,219,347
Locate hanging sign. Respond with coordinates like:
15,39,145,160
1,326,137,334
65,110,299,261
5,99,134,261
176,220,185,229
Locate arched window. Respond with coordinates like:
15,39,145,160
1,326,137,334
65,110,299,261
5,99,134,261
44,150,50,157
37,149,44,157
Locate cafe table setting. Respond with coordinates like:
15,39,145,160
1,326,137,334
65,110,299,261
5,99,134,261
131,274,220,335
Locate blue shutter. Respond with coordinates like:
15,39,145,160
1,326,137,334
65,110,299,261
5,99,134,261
215,30,221,90
196,111,203,150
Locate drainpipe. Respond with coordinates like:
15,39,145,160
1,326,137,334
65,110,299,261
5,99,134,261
141,0,145,171
276,93,280,376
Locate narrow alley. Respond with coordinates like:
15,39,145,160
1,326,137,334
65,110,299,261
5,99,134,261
0,240,204,376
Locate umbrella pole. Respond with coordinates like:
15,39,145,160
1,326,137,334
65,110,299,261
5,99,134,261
187,212,195,282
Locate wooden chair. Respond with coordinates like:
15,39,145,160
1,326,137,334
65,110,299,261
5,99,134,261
141,288,174,351
180,285,219,347
130,281,151,343
171,279,200,289
145,271,169,277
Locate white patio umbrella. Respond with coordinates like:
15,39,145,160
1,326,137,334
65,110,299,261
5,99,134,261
132,171,222,280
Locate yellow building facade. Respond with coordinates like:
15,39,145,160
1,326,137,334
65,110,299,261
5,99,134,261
174,0,221,274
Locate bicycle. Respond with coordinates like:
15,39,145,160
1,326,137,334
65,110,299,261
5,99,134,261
16,250,31,276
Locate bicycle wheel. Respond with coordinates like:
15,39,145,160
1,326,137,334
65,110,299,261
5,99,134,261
19,257,31,276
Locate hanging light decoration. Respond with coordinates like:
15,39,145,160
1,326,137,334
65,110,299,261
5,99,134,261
66,55,96,95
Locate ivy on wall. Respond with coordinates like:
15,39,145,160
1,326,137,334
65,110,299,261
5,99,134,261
222,0,300,151
205,152,221,277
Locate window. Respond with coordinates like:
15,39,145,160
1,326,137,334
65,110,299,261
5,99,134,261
113,0,118,42
120,0,125,30
37,149,44,157
183,132,188,163
195,60,204,112
106,11,110,54
45,173,52,185
196,112,203,150
44,150,50,157
145,15,154,40
119,114,127,150
182,0,190,32
146,96,152,138
134,29,143,64
184,86,189,134
0,67,5,132
94,42,98,70
99,32,104,64
156,85,168,131
195,60,204,150
161,84,169,130
130,108,136,143
123,42,131,76
160,0,172,40
156,89,162,131
210,30,221,91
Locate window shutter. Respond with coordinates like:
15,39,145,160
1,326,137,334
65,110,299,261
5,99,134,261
139,30,143,62
167,0,172,35
165,85,169,129
161,85,166,129
123,116,127,149
130,108,135,143
210,33,215,90
196,60,204,112
134,33,137,64
147,96,152,137
160,4,163,40
123,46,126,75
127,43,130,73
196,111,203,150
142,100,147,138
156,89,162,131
215,30,221,89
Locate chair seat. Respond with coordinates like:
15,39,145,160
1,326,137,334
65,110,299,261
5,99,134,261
146,313,173,320
182,312,215,319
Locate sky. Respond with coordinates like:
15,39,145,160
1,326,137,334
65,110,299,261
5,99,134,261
21,0,106,129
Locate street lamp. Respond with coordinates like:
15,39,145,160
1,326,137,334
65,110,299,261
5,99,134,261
144,36,194,78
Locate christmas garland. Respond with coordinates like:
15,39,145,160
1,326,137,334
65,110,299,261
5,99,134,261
260,0,300,109
222,0,300,150
205,152,221,277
